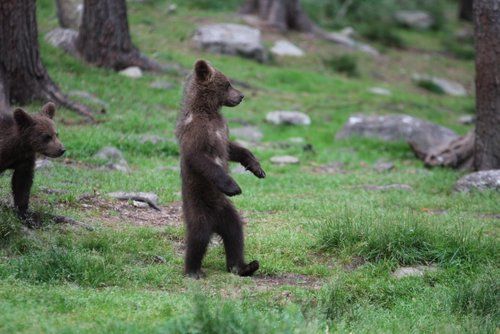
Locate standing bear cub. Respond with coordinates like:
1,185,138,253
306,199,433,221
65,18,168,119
176,60,266,278
0,102,65,222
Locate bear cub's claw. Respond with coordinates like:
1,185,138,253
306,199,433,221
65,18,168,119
235,260,260,277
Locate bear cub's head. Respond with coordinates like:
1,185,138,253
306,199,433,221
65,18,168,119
13,102,66,158
193,60,244,107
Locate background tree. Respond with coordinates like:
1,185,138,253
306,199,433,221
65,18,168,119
75,0,162,71
0,0,93,119
240,0,314,32
459,0,473,21
473,0,500,170
55,0,83,29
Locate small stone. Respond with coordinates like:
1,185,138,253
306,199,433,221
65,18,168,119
230,126,263,142
288,137,305,144
139,134,169,145
153,255,167,264
94,147,130,173
150,80,175,90
412,74,467,96
368,87,392,96
167,4,177,14
266,111,311,126
270,40,305,57
108,192,160,208
132,200,149,208
364,184,413,191
455,170,500,192
458,115,475,125
395,10,434,30
119,66,143,79
392,265,437,279
270,156,300,165
35,159,54,170
373,161,395,172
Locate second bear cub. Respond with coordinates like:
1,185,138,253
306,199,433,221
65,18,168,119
176,60,265,278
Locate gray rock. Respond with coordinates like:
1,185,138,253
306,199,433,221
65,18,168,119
454,170,500,192
119,66,143,79
266,111,311,126
94,147,130,173
458,115,475,125
392,265,437,279
55,0,83,29
364,184,413,191
193,24,267,62
270,40,304,57
395,10,434,30
321,30,379,56
35,159,54,170
270,156,300,165
368,87,392,96
374,161,395,172
150,80,175,90
167,3,177,14
412,74,467,96
288,137,306,144
336,114,459,153
45,28,78,55
230,126,263,142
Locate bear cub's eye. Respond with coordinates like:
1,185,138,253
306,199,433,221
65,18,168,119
42,134,52,142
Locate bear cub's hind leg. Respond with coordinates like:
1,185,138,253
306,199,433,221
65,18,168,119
216,204,259,277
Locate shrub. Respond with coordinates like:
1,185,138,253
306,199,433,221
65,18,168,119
323,55,359,77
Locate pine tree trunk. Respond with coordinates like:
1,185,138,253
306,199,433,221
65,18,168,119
473,0,500,170
76,0,161,71
240,0,314,32
459,0,474,21
0,0,93,120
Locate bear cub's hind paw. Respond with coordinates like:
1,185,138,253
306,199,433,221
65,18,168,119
186,270,206,280
231,260,259,277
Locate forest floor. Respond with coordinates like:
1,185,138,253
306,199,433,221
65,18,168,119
0,1,498,333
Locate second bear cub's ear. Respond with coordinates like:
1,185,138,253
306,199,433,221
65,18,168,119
13,108,34,128
40,102,56,119
194,60,212,82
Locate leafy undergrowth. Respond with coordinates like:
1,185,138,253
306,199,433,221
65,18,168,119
0,0,497,333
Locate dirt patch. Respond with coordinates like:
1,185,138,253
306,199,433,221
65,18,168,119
252,273,323,290
78,194,183,228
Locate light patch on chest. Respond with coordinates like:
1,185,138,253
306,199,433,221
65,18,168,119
184,114,193,125
215,130,225,141
214,156,224,167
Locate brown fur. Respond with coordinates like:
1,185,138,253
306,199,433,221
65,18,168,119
0,103,65,222
176,60,265,278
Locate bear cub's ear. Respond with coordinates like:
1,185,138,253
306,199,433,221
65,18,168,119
40,102,56,119
13,108,34,128
194,60,212,82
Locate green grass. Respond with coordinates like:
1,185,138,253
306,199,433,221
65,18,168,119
0,0,498,333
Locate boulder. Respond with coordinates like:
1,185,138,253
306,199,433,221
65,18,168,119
368,87,392,96
266,111,311,126
392,265,437,279
336,114,459,153
94,147,130,173
119,66,143,79
193,24,267,62
270,40,304,57
455,170,500,192
395,10,434,30
45,28,78,55
412,74,467,96
230,126,263,142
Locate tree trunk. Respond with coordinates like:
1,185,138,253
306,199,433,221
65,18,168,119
473,0,500,170
459,0,474,21
76,0,162,71
240,0,314,32
0,0,93,120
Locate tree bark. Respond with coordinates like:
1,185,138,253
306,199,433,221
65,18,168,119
76,0,162,71
240,0,314,32
0,0,93,120
473,0,500,170
459,0,474,21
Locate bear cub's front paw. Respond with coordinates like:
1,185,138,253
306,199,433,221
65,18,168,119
218,178,242,196
248,164,266,179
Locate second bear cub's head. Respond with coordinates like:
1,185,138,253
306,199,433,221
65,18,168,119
13,102,66,158
192,60,244,108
